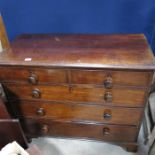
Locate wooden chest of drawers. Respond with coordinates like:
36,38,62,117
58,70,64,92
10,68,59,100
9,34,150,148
0,34,155,151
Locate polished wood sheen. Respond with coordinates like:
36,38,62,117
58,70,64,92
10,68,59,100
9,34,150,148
0,34,154,69
11,101,143,125
0,33,154,152
0,67,67,84
22,118,138,143
4,84,147,107
70,69,152,87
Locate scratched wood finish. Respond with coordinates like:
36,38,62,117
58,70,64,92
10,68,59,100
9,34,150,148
0,34,154,69
12,101,143,125
70,69,152,87
0,67,67,84
4,84,146,107
0,15,10,51
22,118,138,142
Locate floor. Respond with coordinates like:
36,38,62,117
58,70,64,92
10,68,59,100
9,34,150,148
31,128,147,155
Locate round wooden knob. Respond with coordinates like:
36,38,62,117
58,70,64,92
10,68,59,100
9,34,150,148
28,74,38,84
103,109,112,120
32,89,41,98
41,124,49,134
104,76,112,88
36,108,45,116
104,92,112,102
103,127,110,135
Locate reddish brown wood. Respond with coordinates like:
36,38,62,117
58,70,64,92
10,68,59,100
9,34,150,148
4,84,147,107
0,67,67,84
22,118,138,143
0,34,154,69
11,101,143,125
0,33,154,152
0,119,28,149
70,69,152,87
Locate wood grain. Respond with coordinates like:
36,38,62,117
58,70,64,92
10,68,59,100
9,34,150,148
21,118,138,143
0,67,67,84
71,69,152,87
12,101,143,125
0,34,154,69
4,84,147,107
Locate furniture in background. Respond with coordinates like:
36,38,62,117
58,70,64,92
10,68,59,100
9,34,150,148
0,16,28,149
0,15,155,152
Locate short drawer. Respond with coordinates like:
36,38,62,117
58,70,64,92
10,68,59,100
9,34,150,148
0,67,67,84
5,84,146,107
70,69,152,87
13,101,143,125
22,118,138,142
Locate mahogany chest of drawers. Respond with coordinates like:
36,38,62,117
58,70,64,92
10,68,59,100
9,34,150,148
0,34,155,151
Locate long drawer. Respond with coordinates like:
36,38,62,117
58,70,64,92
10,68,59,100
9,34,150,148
12,101,143,125
4,84,146,107
22,118,138,142
0,67,152,87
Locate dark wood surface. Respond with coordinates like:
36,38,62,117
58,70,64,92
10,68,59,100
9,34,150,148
0,34,154,69
0,119,28,149
70,69,152,87
4,84,147,107
0,33,154,152
0,67,152,87
22,118,138,143
0,67,68,84
11,100,143,125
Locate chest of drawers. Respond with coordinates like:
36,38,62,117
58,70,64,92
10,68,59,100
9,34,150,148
0,34,155,152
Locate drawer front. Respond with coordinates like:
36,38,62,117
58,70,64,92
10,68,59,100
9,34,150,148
71,70,152,87
5,84,146,107
13,101,143,125
22,118,138,142
0,67,67,84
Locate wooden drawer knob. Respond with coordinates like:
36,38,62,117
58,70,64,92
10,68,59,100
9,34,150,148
104,76,112,88
32,89,41,98
41,124,49,134
28,74,38,84
36,108,46,116
104,92,112,102
103,109,112,120
103,127,110,135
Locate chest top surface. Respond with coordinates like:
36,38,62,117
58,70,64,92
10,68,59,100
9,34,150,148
0,34,154,70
